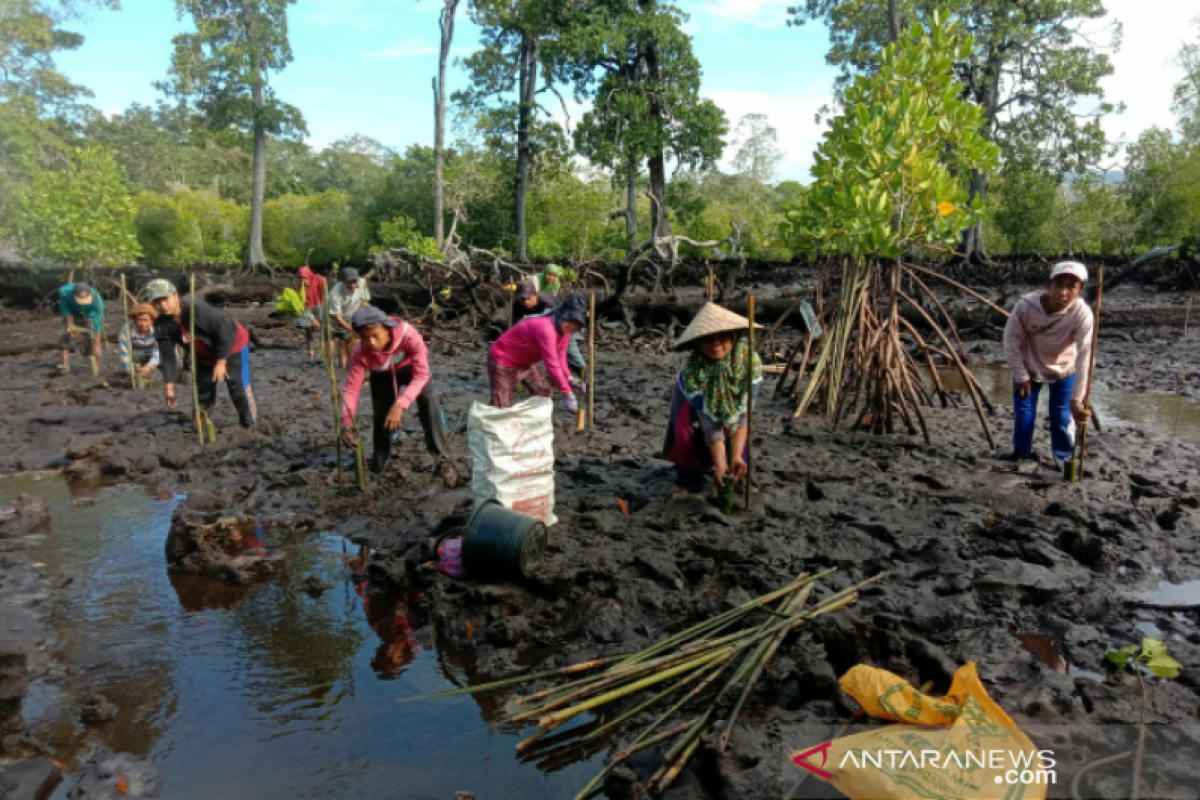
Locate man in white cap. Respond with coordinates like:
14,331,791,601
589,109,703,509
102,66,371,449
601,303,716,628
327,267,371,369
1002,261,1094,468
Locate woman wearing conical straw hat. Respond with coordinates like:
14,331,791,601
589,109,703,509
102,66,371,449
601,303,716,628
662,303,763,497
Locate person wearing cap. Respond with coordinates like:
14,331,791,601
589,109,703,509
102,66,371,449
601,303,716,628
511,278,588,376
511,279,559,326
488,292,588,411
327,268,371,369
1003,261,1095,468
57,282,106,374
117,302,161,379
662,303,763,497
144,278,257,428
340,305,447,472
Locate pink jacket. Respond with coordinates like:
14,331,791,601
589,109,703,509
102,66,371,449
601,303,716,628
489,314,572,394
341,318,431,426
1003,292,1094,402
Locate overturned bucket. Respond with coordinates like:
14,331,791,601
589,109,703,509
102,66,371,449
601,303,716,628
462,500,547,581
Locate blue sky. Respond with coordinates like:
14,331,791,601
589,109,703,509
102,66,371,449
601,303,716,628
57,0,1197,182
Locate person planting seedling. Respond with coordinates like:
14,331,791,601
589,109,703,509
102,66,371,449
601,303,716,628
510,278,587,377
662,303,762,500
327,267,371,369
57,282,105,375
1003,261,1094,470
297,265,327,362
340,306,447,473
487,292,587,411
117,303,161,382
145,279,257,428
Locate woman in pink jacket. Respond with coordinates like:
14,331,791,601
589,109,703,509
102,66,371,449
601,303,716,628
488,292,587,410
341,306,447,473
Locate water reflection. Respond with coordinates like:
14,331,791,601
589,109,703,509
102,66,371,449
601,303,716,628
0,475,603,800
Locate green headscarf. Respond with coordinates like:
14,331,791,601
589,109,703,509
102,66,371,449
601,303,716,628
540,263,563,293
679,336,762,427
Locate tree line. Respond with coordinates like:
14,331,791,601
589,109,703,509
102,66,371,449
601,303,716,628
1,0,1199,272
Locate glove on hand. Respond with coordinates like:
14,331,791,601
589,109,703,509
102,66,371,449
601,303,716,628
564,392,579,413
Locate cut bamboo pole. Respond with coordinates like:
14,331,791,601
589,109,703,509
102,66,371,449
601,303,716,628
745,294,755,511
120,273,139,390
1077,265,1105,481
402,657,619,703
587,291,595,429
322,296,345,491
189,274,203,446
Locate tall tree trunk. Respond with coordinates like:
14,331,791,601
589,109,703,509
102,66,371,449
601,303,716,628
247,65,267,272
959,49,1002,262
625,157,638,248
638,1,671,246
434,0,459,250
887,0,903,41
514,33,538,262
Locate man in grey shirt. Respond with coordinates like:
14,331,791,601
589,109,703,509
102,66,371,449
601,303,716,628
326,268,371,368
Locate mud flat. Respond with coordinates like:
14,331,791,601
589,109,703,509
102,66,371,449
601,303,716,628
1,278,1200,798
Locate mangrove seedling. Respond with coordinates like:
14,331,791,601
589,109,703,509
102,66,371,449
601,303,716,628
274,287,306,318
1105,637,1181,800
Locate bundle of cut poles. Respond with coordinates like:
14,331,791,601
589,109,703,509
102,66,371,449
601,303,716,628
410,568,885,798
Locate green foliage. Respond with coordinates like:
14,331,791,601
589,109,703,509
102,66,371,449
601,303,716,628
263,190,365,267
372,215,442,260
1173,16,1200,145
790,0,1118,177
135,188,247,267
1125,128,1200,249
782,13,999,259
6,145,141,265
527,172,625,263
274,287,305,317
1107,638,1182,679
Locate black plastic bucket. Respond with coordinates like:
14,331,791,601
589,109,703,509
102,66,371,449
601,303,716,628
462,500,548,581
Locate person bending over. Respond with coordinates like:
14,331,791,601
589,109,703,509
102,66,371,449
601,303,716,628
57,282,105,374
341,306,447,473
145,279,257,428
487,292,587,411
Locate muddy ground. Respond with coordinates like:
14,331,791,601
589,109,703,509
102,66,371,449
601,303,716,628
2,271,1200,799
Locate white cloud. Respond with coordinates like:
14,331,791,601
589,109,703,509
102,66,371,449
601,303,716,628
695,0,793,31
1098,0,1195,152
704,89,831,181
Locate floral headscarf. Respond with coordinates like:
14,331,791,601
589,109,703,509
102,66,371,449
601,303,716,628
679,336,762,427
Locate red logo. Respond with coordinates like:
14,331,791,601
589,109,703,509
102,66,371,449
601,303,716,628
791,741,833,781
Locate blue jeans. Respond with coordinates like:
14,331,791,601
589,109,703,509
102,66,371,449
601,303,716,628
1013,376,1075,462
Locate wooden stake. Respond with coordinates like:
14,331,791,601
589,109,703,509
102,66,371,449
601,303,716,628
322,290,345,490
745,294,755,511
587,291,595,429
1077,266,1105,481
120,274,140,390
706,260,714,302
575,409,586,431
189,274,204,445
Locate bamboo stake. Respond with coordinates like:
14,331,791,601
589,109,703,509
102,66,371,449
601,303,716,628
120,273,139,390
323,297,345,491
706,260,714,302
587,291,595,429
581,661,717,742
1077,266,1105,481
354,420,367,491
189,274,204,446
745,294,755,511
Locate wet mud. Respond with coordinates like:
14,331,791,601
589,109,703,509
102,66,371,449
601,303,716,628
2,277,1200,798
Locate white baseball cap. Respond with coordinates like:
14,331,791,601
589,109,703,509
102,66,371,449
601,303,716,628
1050,261,1088,283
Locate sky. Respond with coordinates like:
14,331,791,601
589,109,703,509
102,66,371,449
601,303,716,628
55,0,1199,183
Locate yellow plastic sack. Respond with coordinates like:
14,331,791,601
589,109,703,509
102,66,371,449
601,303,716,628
791,662,1051,800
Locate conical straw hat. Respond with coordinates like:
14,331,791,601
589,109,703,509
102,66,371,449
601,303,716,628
674,302,763,350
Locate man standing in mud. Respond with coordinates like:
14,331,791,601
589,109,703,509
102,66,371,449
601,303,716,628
327,268,371,370
144,279,257,428
1003,261,1094,469
57,282,105,374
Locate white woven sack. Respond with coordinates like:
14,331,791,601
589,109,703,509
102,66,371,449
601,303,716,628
467,396,557,526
